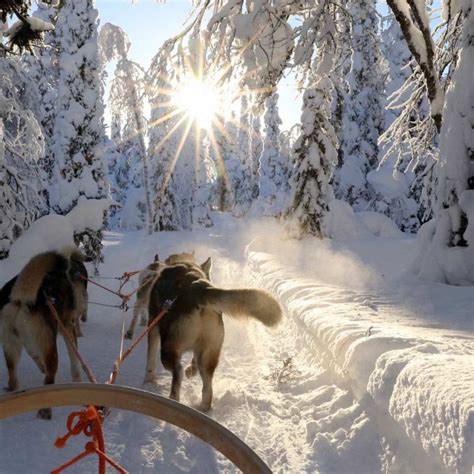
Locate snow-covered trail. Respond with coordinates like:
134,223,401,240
0,228,381,473
0,218,472,473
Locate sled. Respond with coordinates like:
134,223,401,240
0,383,271,474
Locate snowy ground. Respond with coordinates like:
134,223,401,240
0,214,473,473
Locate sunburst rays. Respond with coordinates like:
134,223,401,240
147,30,271,212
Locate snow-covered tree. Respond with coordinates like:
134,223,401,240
23,1,61,184
0,4,53,258
0,58,48,258
50,0,108,265
192,135,214,227
210,113,241,212
258,92,290,216
148,48,182,231
415,1,474,284
333,0,385,212
101,23,153,231
233,95,254,217
249,110,263,199
284,15,338,239
378,15,438,231
386,0,444,133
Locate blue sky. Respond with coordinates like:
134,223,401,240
95,0,302,130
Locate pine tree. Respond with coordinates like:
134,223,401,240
192,134,214,228
233,95,253,217
50,0,108,266
148,49,182,231
258,92,290,216
284,82,337,238
212,113,241,212
333,0,385,211
0,7,50,258
23,1,61,185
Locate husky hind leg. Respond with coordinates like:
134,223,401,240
144,325,160,384
126,286,149,339
3,340,22,392
36,327,59,420
161,348,183,402
196,338,223,412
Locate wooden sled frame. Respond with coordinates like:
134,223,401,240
0,383,271,474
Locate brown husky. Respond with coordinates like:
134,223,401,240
144,252,282,411
0,248,88,419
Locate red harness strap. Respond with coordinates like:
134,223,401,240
81,271,154,310
108,301,174,385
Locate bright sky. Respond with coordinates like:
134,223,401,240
95,0,302,131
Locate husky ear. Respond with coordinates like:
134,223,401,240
191,250,195,257
154,254,159,262
200,257,212,278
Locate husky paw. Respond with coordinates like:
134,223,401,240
81,314,87,322
143,376,159,385
198,403,212,413
124,330,133,340
37,408,52,420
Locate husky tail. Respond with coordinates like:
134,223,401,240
195,283,282,327
10,251,68,305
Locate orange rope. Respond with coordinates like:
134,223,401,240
51,405,127,474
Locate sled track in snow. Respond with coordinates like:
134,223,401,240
247,250,473,474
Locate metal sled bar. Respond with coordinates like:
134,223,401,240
0,383,271,474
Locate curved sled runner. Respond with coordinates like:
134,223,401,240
0,383,271,474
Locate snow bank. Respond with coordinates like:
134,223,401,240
357,212,404,238
247,250,474,473
325,200,403,239
414,196,474,285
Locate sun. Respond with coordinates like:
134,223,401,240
172,78,220,130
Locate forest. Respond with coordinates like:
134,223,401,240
0,1,473,473
0,0,473,284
